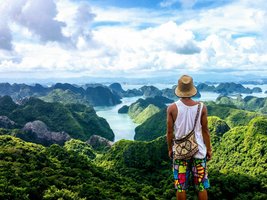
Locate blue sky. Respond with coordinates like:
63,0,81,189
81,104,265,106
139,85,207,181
0,0,267,82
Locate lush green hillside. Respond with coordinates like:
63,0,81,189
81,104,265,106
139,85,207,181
207,116,230,147
206,102,260,127
96,136,175,199
127,96,171,124
0,95,18,115
134,104,161,124
0,136,150,200
40,89,92,107
134,108,166,141
1,114,266,200
208,117,267,199
216,96,267,114
97,136,168,171
0,96,114,141
210,116,267,176
85,86,122,106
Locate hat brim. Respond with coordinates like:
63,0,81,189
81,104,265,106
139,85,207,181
175,86,197,97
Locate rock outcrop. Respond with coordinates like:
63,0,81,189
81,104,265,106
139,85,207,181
109,83,124,93
87,135,113,151
118,105,129,113
109,83,143,97
140,86,162,98
251,87,262,93
85,86,122,106
20,120,71,146
0,116,17,129
123,89,143,97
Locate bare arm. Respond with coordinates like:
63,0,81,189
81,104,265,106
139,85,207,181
201,104,212,160
166,104,175,158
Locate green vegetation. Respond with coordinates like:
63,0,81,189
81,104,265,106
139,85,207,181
209,117,267,199
216,96,267,114
40,89,92,107
134,104,161,124
208,116,230,147
0,95,18,116
0,136,147,199
0,96,114,141
207,102,261,127
64,139,96,159
134,108,166,141
85,86,122,106
126,96,171,125
118,105,129,113
1,112,267,199
97,136,168,170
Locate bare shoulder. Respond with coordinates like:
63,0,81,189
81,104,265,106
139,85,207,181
201,102,206,108
167,103,177,114
201,103,208,114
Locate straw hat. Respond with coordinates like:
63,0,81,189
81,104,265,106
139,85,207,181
175,75,197,97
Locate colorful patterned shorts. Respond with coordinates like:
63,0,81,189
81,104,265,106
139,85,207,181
173,157,210,192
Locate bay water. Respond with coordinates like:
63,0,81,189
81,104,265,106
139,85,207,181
95,96,142,142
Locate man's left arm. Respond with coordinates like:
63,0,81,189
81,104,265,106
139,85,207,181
201,105,212,160
166,105,174,159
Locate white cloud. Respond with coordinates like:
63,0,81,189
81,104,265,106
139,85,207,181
0,0,96,50
0,0,67,47
56,0,96,48
91,21,201,73
17,0,67,42
0,0,267,79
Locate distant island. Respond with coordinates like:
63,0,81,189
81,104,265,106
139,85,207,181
197,82,262,94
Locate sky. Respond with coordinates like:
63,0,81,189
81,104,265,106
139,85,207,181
0,0,267,83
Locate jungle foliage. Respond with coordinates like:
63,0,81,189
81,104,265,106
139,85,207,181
0,96,114,141
1,114,267,200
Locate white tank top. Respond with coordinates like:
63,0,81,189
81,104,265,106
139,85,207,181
173,100,207,159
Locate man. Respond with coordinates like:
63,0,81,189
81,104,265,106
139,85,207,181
166,75,212,200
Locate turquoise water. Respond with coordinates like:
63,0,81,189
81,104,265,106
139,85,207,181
96,84,267,141
95,96,142,142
